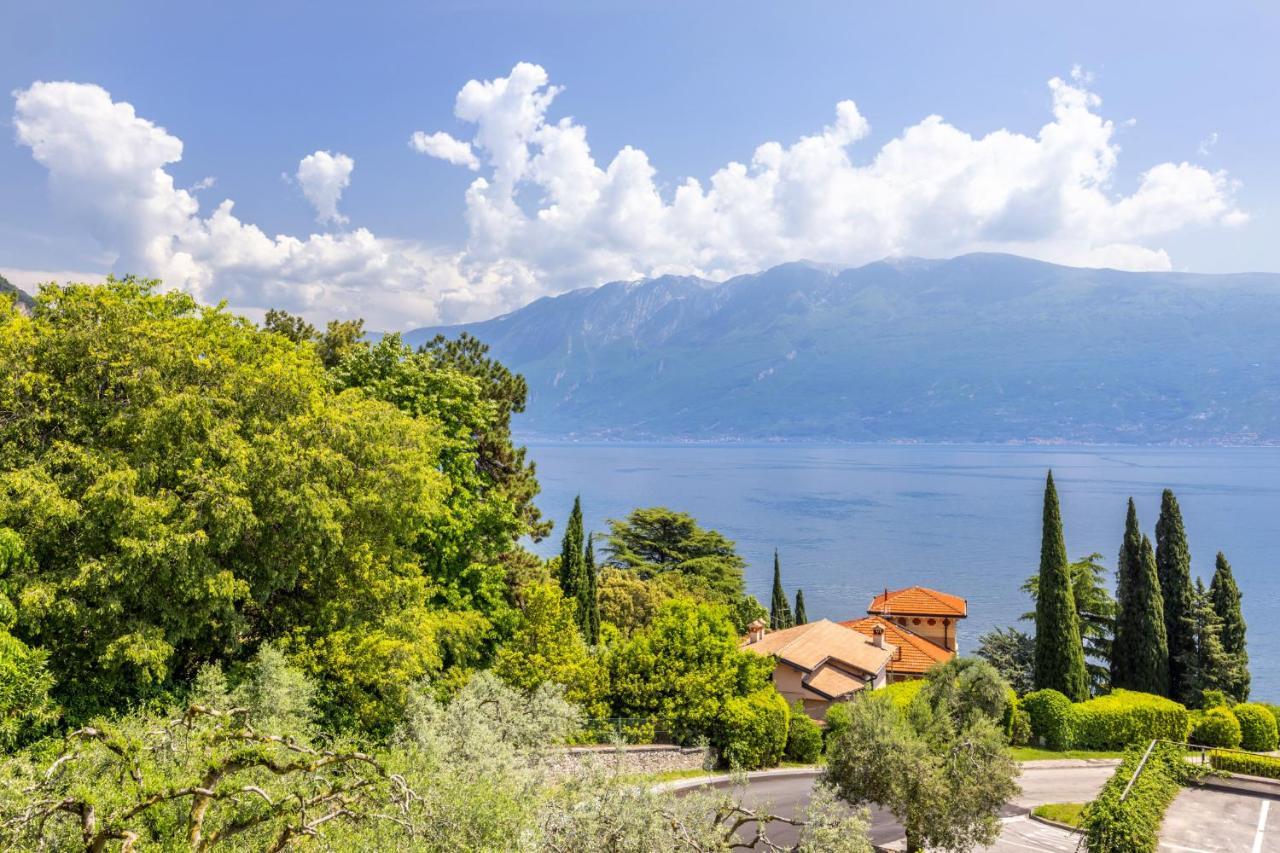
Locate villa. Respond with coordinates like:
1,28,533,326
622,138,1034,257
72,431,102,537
742,586,967,719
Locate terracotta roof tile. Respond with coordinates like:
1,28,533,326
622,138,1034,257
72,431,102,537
841,616,954,675
740,619,893,676
867,586,967,618
805,664,866,699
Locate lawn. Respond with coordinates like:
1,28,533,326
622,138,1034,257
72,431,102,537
1032,802,1085,828
1011,746,1126,761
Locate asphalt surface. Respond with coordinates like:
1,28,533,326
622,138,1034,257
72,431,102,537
1160,786,1280,853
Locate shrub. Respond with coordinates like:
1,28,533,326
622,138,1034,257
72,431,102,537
1233,703,1279,752
1200,689,1232,710
824,701,852,751
1189,707,1242,749
1262,703,1280,733
1009,708,1033,746
1081,742,1203,853
1209,749,1280,780
1022,689,1074,750
881,679,924,710
720,687,790,770
784,701,823,763
1070,690,1189,750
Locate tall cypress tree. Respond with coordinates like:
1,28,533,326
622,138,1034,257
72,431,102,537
1186,577,1229,701
559,496,588,636
794,589,808,625
769,550,793,630
1033,471,1089,701
1111,498,1143,689
1127,534,1170,696
1209,551,1249,701
583,532,600,644
1155,490,1196,704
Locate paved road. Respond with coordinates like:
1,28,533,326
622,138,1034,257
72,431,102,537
689,762,1117,851
1160,787,1279,853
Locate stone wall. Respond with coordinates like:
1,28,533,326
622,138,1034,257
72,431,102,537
547,744,713,778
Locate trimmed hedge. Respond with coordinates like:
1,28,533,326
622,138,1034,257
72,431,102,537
1209,749,1280,781
823,701,851,751
1022,689,1074,750
1233,703,1279,752
783,701,823,763
1081,742,1202,853
720,687,790,769
882,678,924,710
1189,707,1242,749
1071,690,1189,750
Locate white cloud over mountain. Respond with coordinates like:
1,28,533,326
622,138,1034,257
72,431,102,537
12,65,1246,328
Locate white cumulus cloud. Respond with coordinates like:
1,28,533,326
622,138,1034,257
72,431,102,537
295,150,354,225
11,66,1247,330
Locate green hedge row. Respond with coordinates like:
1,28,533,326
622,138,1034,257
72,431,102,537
1022,689,1189,751
1188,702,1279,751
1081,742,1200,853
1209,749,1280,781
1189,707,1241,748
720,687,790,770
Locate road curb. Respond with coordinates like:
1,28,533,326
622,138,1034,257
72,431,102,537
1028,812,1083,834
655,766,823,793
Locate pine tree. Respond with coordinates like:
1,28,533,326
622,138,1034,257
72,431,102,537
1186,577,1228,702
794,589,808,625
1033,471,1089,701
1155,490,1196,704
1210,551,1250,702
583,533,600,644
1126,534,1170,696
558,496,588,637
769,550,793,630
1111,498,1143,689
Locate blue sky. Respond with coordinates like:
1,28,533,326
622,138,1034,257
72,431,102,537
3,1,1277,328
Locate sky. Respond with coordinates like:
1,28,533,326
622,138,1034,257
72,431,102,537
2,1,1277,330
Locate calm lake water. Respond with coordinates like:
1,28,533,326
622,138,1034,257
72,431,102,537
525,443,1280,700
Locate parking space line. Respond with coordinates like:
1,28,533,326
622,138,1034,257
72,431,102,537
1252,800,1269,853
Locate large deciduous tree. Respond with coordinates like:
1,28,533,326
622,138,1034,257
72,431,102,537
1155,489,1197,705
1032,471,1089,701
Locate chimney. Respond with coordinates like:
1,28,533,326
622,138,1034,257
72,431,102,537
872,623,885,649
747,618,767,644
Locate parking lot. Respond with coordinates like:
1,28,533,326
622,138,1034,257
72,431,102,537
1160,786,1277,853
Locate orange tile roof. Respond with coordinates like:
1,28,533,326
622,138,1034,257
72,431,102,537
867,586,967,618
741,619,893,677
841,615,954,675
805,664,866,699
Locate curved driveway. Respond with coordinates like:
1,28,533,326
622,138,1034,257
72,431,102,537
676,760,1118,851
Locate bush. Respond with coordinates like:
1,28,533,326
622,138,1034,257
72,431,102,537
1009,708,1033,746
1189,707,1242,748
824,701,852,751
1081,742,1203,853
1262,704,1280,733
1200,689,1232,710
881,679,924,710
720,688,790,770
784,702,823,763
1022,689,1074,750
1209,749,1280,780
1233,703,1279,752
1070,690,1189,750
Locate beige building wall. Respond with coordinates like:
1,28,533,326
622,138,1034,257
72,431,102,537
884,615,958,651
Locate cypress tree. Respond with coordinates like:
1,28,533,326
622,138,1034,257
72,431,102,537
769,550,793,630
794,589,808,625
1127,534,1170,696
1186,577,1228,702
1209,552,1250,701
583,532,600,644
1155,490,1196,704
1111,498,1143,689
1033,471,1089,701
558,496,588,636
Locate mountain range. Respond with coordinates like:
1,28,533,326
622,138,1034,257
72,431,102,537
0,274,34,311
406,253,1280,443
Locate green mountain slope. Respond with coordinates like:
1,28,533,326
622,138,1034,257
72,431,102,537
0,274,35,311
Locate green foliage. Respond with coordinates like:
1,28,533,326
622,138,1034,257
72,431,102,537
1209,552,1249,702
1189,707,1241,748
595,567,671,633
583,533,599,644
1232,703,1278,752
558,496,590,638
1022,689,1075,750
720,687,790,769
605,599,773,745
1200,689,1232,710
824,692,1019,853
882,678,926,710
910,657,1011,734
1185,579,1232,706
1081,742,1203,853
784,701,823,763
1023,552,1116,694
824,701,853,750
794,588,808,625
975,626,1035,695
1070,690,1189,750
1155,490,1196,705
1208,749,1280,780
1010,707,1033,746
1033,471,1089,701
769,550,793,630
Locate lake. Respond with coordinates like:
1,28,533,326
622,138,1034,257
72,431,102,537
524,443,1280,700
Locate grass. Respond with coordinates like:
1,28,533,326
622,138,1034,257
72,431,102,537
1032,802,1085,828
1010,746,1126,761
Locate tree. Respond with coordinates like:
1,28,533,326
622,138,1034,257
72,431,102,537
1033,471,1088,701
1124,535,1171,696
1023,553,1115,694
1112,498,1143,690
583,533,600,644
770,550,793,630
975,627,1035,695
824,692,1018,853
1156,489,1197,705
1209,552,1250,701
606,599,774,744
1185,578,1230,704
794,589,808,626
558,497,589,638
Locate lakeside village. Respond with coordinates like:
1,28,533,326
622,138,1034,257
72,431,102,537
1,285,1278,852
